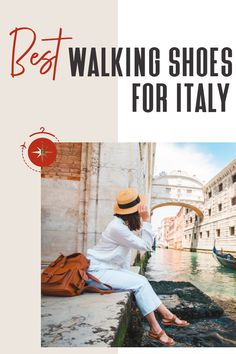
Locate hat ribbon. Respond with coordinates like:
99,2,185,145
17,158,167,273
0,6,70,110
118,196,140,209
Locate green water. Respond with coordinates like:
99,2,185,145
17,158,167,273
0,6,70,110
146,249,236,299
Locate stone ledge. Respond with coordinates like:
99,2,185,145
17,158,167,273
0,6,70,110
41,266,141,347
41,291,132,347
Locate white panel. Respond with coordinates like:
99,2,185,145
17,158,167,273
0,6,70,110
118,0,236,142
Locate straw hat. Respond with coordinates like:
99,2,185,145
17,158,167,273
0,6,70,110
113,188,146,215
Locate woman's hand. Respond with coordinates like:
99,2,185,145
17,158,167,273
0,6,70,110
138,204,150,222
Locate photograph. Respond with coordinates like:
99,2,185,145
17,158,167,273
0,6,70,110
2,2,236,354
41,142,236,347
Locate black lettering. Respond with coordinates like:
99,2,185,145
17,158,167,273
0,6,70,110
196,48,207,77
134,48,145,76
111,48,123,76
132,83,140,112
101,48,109,76
88,48,99,76
177,83,181,112
218,83,230,111
156,84,167,112
69,47,86,76
210,48,218,76
183,47,194,76
185,83,194,112
195,83,206,112
149,47,160,77
169,47,180,76
222,47,232,76
208,84,216,112
126,48,131,76
143,83,153,112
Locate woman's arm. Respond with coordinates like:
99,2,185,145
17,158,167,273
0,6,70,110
138,204,154,249
110,222,154,251
110,205,154,251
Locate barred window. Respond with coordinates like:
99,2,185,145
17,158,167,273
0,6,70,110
232,197,236,206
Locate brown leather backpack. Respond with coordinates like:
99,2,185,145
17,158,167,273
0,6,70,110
41,253,112,296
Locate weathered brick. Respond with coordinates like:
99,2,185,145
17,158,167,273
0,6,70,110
42,143,82,180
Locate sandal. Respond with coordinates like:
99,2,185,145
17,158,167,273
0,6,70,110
162,314,190,327
147,329,175,346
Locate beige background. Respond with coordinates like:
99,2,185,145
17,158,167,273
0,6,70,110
1,1,117,353
1,0,117,141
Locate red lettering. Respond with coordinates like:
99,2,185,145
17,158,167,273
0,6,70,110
10,27,36,77
9,27,72,80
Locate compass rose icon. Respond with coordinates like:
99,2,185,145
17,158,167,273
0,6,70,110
28,138,57,167
20,127,59,172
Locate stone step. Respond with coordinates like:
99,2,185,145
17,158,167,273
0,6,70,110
41,266,141,347
41,291,132,347
150,280,224,319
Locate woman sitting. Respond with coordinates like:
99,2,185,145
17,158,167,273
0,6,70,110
87,188,189,346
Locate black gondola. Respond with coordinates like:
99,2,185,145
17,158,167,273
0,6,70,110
212,246,236,270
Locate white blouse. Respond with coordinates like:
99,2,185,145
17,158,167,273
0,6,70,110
87,216,154,271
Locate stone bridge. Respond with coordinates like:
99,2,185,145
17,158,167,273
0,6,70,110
151,170,204,218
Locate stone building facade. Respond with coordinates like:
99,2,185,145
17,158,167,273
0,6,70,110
173,207,185,249
160,160,236,252
41,143,156,263
151,170,204,217
161,208,185,249
183,159,236,252
160,217,175,247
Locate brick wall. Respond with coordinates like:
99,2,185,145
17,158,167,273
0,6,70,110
41,143,82,180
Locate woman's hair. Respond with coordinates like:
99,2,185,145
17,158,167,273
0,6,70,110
114,211,141,231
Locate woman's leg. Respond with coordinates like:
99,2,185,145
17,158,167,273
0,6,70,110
145,311,162,333
155,303,173,318
89,269,162,315
145,311,174,344
88,269,175,344
155,303,190,326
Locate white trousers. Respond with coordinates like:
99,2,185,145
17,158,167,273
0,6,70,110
88,269,162,316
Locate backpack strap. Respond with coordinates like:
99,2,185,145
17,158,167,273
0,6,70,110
87,272,113,291
82,284,113,295
50,254,65,267
72,279,112,295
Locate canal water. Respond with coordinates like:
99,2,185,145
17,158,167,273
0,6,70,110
146,248,236,300
138,248,236,347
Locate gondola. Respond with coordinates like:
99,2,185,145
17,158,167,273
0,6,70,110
212,246,236,270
